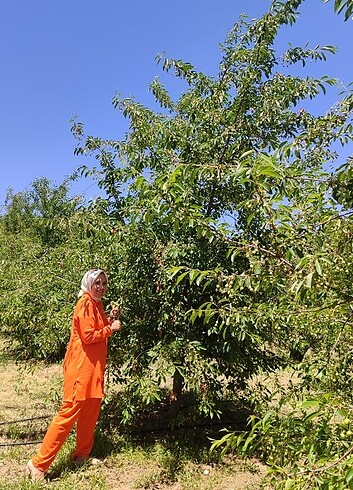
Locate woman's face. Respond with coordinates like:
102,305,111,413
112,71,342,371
92,272,108,300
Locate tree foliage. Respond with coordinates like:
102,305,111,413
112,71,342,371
0,178,117,360
69,0,353,423
324,0,353,20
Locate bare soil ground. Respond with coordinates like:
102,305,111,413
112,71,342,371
0,350,269,489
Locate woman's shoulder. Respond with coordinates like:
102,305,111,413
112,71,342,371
75,293,95,312
76,293,104,311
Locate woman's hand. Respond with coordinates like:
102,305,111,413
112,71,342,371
111,319,122,333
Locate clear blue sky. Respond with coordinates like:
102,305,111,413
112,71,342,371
0,0,352,207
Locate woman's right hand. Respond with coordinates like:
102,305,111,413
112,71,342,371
109,306,121,322
111,319,122,333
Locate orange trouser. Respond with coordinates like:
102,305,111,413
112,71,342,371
32,397,101,472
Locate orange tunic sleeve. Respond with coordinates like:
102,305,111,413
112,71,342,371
63,293,112,401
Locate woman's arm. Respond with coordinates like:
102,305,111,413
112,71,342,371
76,300,112,344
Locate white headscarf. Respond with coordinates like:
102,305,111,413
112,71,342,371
78,269,108,298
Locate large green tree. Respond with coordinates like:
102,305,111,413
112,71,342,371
72,0,353,422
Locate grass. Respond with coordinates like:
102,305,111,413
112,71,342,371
0,342,269,489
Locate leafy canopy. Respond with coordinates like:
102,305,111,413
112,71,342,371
71,0,353,424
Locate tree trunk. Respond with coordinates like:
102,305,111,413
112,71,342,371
169,368,184,417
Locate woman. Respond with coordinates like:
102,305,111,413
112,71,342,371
26,268,122,481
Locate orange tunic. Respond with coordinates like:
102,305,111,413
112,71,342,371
63,292,112,401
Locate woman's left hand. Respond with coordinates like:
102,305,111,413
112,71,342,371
111,319,122,332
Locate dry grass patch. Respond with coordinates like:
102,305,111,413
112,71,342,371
0,344,270,489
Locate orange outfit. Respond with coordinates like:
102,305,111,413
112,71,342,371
32,293,112,473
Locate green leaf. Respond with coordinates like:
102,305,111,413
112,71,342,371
315,259,322,276
189,269,200,285
306,272,314,288
247,212,256,225
253,262,262,275
285,478,295,490
301,399,320,409
168,266,187,278
303,410,320,423
346,468,353,484
175,271,189,285
196,271,209,286
336,409,348,419
258,165,282,179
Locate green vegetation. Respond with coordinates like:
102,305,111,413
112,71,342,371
1,1,353,488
